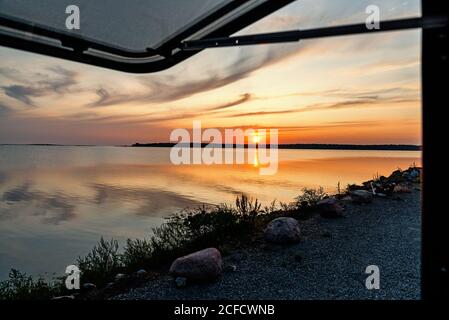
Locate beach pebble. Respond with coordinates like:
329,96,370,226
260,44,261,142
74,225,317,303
51,295,75,300
264,217,301,244
175,277,187,288
224,264,237,272
169,248,222,281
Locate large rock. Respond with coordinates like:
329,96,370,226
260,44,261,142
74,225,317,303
350,190,373,204
82,283,96,292
169,248,222,281
402,168,421,182
317,197,344,218
114,273,127,282
264,217,301,244
409,168,421,179
136,269,147,278
393,184,412,193
386,169,405,183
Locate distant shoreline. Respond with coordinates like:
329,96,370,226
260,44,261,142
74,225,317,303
0,143,422,151
131,143,421,151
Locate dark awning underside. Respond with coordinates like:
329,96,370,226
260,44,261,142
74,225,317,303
0,0,295,73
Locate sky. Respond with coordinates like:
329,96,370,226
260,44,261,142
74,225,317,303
0,0,422,145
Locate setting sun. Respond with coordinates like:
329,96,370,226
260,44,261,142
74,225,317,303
252,133,261,144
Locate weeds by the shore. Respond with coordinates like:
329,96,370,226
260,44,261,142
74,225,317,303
77,193,311,288
0,269,66,300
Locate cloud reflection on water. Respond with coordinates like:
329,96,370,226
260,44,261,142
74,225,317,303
90,183,204,216
1,181,77,224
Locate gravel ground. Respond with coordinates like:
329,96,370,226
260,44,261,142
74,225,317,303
114,189,421,300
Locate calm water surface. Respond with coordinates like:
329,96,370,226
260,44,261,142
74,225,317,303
0,145,421,279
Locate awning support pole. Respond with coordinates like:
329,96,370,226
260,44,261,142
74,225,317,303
182,16,448,50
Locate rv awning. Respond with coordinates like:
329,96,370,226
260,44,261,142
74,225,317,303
0,0,295,73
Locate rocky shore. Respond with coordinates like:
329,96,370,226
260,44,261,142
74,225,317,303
107,167,421,300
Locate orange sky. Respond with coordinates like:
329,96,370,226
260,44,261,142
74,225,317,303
0,0,422,145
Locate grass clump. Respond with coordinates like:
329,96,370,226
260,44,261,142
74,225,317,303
0,269,65,300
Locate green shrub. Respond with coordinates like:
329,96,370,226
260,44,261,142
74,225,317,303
122,238,153,272
77,237,122,287
294,187,327,210
346,183,363,193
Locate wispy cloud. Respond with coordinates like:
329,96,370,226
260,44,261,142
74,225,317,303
224,87,419,119
189,121,387,135
85,54,275,107
86,87,132,108
225,109,297,118
0,66,78,106
78,93,253,125
2,85,43,105
226,99,417,119
207,93,252,111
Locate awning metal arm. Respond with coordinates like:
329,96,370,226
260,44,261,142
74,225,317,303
182,16,448,50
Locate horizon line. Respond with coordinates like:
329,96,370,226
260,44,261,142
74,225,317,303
0,142,422,151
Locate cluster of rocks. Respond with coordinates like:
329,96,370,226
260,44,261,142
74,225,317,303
362,167,420,196
314,167,423,218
